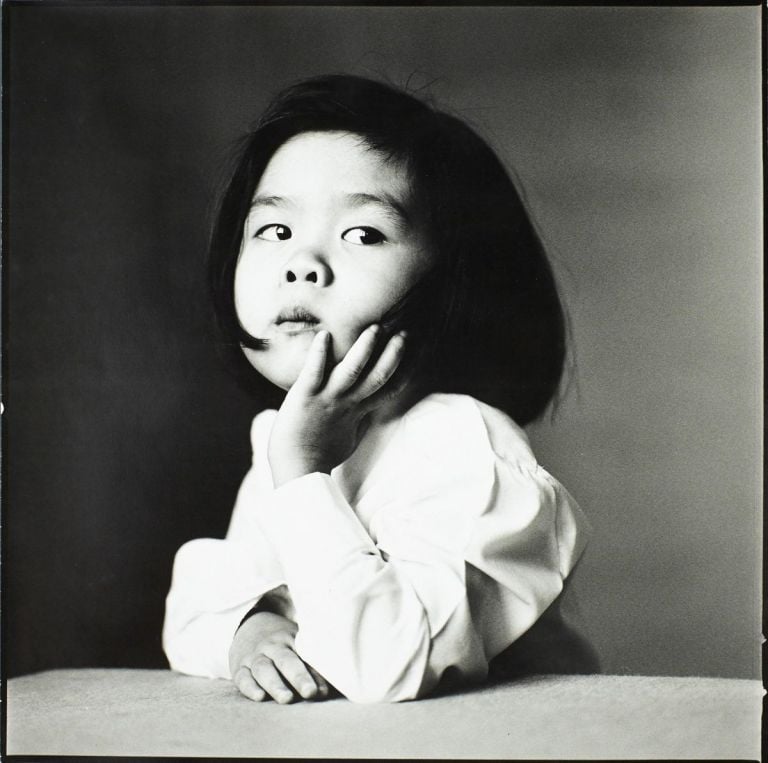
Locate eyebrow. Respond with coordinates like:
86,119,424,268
249,194,289,211
344,192,411,229
251,192,410,224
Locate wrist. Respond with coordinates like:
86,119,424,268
237,585,293,628
269,451,331,487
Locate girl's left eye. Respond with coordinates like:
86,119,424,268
341,227,387,246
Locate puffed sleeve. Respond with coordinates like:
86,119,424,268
252,395,590,703
162,411,288,679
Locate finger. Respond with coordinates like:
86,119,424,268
307,665,331,699
233,666,266,702
326,324,380,395
364,371,410,413
272,647,322,700
249,656,295,704
351,331,406,402
292,330,330,395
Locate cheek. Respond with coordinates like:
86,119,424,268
233,259,270,330
328,325,364,362
370,260,429,313
334,260,428,345
383,243,436,297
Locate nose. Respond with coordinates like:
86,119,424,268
282,250,333,287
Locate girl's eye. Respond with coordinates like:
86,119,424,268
255,224,292,241
341,227,387,246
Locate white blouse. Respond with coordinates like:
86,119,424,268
163,393,591,703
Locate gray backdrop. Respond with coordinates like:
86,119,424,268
6,5,761,679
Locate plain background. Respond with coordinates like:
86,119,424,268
5,5,761,680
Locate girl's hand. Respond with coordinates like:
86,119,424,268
229,612,330,703
268,326,406,487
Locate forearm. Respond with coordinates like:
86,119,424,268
163,538,285,679
295,554,434,702
164,605,253,679
255,473,458,702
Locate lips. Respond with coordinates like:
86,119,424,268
275,306,320,333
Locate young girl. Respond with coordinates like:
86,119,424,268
163,74,598,704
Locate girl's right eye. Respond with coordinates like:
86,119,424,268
255,224,292,241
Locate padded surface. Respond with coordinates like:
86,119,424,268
6,669,762,759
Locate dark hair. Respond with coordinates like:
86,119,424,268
209,74,566,425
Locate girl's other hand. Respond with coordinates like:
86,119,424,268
268,326,406,487
229,612,330,703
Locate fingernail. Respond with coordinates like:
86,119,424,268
369,324,380,334
278,690,293,703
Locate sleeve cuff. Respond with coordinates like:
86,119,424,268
236,584,295,629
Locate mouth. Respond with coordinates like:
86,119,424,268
274,306,321,334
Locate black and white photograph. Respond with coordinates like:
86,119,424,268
3,2,762,759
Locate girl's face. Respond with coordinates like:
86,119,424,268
234,131,435,390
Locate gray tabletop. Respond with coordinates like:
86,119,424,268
6,669,762,759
